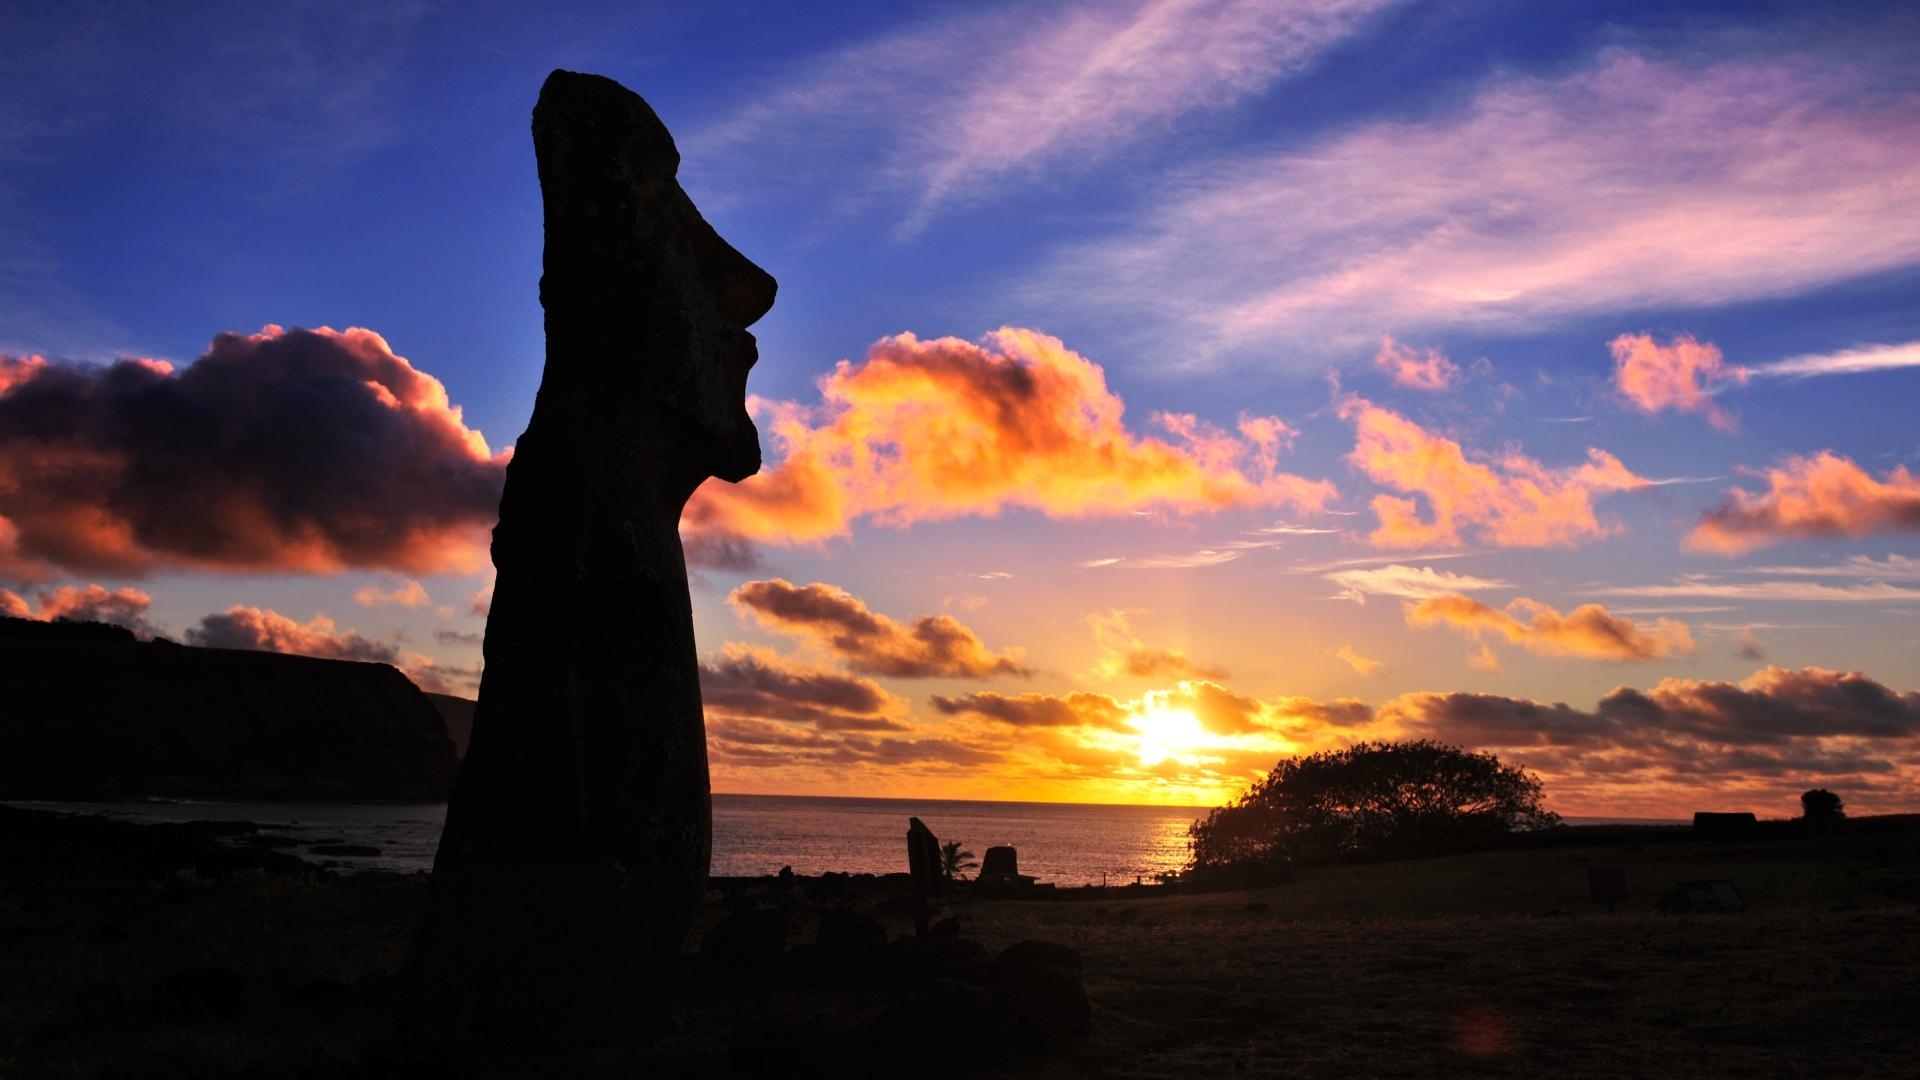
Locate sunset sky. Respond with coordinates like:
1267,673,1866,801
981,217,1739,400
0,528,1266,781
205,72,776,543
4,0,1918,817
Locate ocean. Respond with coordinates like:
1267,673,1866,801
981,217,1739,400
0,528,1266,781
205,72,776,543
7,795,1207,885
7,796,1684,884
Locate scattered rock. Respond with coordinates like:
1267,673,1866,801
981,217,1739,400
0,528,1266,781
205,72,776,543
887,934,988,982
1000,939,1083,974
702,908,788,971
987,953,1092,1047
815,908,886,960
150,966,247,1021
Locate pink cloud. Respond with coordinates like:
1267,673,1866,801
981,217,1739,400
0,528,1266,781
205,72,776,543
1373,337,1460,391
1338,395,1646,548
354,580,432,608
0,582,152,633
186,605,399,664
1610,332,1747,430
1040,51,1920,363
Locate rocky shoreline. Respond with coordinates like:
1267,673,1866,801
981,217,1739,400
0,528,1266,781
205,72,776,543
0,804,1096,1077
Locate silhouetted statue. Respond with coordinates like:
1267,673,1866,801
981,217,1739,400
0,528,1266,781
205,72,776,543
405,69,774,1045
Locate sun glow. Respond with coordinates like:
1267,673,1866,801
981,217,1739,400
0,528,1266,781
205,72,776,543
1128,706,1208,766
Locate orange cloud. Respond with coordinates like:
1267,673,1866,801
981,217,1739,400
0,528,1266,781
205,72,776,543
683,328,1334,547
1610,332,1747,430
1334,644,1380,676
354,580,432,608
1087,609,1228,680
1687,452,1920,554
1338,395,1645,548
1373,337,1460,391
700,643,907,732
0,582,153,633
0,327,508,580
1406,594,1696,662
729,578,1029,679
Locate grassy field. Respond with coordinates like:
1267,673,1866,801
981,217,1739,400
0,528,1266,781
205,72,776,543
2,808,1915,1077
961,825,1920,1077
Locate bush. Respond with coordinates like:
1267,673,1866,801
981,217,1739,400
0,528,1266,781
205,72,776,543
1187,740,1558,874
1800,788,1845,823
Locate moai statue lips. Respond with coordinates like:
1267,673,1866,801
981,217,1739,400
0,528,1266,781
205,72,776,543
403,70,774,1047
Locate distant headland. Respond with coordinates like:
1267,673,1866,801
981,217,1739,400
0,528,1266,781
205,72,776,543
0,615,458,801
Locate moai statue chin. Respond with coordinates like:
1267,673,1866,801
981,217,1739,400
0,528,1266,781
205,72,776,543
405,68,773,1045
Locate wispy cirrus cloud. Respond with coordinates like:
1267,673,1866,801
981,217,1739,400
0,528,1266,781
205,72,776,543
1027,50,1920,364
1752,341,1920,380
1742,554,1920,580
690,0,1403,229
1078,540,1280,570
1324,563,1509,604
1592,576,1920,604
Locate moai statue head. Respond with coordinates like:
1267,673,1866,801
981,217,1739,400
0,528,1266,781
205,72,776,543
532,70,774,497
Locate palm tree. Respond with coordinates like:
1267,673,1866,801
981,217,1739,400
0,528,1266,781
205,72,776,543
940,839,979,881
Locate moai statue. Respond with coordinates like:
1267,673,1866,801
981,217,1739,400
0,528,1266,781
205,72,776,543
406,69,773,1045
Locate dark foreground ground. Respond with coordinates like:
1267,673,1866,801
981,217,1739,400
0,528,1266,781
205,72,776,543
2,806,1916,1078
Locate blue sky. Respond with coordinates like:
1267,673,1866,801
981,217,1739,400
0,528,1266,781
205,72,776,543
3,0,1918,812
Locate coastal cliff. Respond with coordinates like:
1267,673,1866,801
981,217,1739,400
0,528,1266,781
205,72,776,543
0,616,458,800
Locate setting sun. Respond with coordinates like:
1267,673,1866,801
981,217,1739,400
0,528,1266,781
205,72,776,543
1127,707,1209,766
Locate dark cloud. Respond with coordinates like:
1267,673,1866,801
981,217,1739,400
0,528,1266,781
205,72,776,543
699,643,907,732
932,689,1128,730
1377,666,1920,809
185,605,398,664
0,326,508,581
729,578,1030,678
706,717,1003,770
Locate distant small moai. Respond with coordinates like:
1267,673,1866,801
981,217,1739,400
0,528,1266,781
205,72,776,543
405,69,774,1044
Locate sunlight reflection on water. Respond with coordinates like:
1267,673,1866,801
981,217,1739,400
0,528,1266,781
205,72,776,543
9,794,1205,884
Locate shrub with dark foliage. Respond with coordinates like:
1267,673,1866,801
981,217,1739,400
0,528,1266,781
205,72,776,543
1187,740,1558,874
1799,788,1845,824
